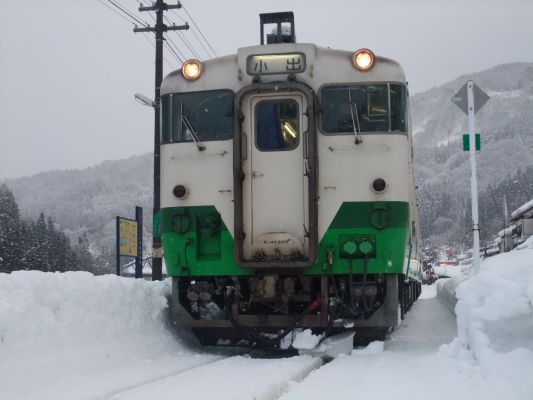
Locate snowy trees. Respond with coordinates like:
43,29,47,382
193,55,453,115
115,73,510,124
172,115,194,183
0,183,97,273
0,183,24,272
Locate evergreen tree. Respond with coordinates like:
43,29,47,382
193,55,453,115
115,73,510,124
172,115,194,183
30,212,51,271
0,183,24,272
74,232,94,272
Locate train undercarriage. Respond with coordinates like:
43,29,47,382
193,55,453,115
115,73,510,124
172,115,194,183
168,273,421,348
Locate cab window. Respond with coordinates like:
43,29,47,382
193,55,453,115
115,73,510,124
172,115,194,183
321,83,407,134
161,90,234,144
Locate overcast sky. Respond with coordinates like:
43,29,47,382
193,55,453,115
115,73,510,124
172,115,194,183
1,0,532,180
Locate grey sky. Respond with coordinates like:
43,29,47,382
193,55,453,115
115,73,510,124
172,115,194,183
1,0,532,180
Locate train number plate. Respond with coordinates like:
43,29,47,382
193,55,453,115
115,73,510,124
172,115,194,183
246,53,306,75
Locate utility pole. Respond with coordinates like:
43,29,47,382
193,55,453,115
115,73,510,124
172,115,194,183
134,1,189,280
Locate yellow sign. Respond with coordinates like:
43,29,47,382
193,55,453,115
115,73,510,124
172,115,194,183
119,219,138,257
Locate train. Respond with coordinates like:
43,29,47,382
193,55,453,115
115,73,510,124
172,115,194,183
158,12,422,348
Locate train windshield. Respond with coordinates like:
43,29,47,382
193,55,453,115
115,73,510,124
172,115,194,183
320,84,407,134
161,90,234,144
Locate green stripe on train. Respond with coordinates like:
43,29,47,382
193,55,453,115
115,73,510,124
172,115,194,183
159,202,410,276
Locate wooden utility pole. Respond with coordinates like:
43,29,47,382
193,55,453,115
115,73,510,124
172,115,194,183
134,1,188,280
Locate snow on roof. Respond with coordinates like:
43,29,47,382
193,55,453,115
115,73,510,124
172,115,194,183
498,225,516,237
511,199,533,220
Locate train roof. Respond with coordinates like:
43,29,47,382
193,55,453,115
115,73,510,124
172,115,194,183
161,43,407,96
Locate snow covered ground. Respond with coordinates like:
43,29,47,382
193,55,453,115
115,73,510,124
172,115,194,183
1,245,532,400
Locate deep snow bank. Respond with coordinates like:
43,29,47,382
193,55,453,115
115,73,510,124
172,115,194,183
441,249,533,399
0,271,216,400
0,271,176,354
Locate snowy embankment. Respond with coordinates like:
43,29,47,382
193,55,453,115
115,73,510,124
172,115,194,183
0,272,218,400
0,271,322,400
2,242,533,400
445,247,533,398
435,240,533,399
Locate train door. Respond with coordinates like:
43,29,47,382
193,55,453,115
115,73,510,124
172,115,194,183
241,92,309,262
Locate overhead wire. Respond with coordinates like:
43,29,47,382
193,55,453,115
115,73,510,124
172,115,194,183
107,0,150,27
169,8,214,59
163,15,200,60
137,1,187,64
164,39,185,64
164,33,187,62
97,0,176,69
142,33,176,69
181,4,218,57
96,0,137,26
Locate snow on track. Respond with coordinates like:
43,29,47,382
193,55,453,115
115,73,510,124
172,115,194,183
0,271,220,400
3,259,533,400
109,355,322,400
280,288,496,400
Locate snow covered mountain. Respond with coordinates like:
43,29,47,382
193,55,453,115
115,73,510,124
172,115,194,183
6,62,533,255
412,62,533,246
6,154,153,262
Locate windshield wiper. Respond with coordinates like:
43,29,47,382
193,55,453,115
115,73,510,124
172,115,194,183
348,90,363,145
182,115,206,151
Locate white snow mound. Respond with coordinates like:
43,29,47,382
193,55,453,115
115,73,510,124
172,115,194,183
0,271,215,400
442,249,533,399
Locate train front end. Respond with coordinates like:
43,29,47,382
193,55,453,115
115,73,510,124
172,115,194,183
159,13,421,347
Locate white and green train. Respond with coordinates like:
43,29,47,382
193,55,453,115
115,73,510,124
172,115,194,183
159,12,422,347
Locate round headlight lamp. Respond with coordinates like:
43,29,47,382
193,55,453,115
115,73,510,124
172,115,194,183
173,184,189,199
353,48,375,71
182,59,203,80
372,178,387,193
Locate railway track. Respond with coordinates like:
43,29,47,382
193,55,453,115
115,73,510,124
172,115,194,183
102,290,455,400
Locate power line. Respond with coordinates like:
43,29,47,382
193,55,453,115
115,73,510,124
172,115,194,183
107,0,149,27
181,4,217,57
166,11,208,59
164,33,187,62
163,15,200,59
164,39,184,64
96,0,136,26
141,32,176,69
170,6,216,58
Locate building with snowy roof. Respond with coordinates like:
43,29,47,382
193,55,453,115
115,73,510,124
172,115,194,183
498,199,533,252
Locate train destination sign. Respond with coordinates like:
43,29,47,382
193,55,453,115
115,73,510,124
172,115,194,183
246,53,306,75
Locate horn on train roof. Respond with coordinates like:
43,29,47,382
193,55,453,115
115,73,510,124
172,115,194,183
259,12,296,45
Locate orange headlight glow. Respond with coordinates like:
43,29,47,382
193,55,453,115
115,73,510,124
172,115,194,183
352,49,375,71
182,59,203,80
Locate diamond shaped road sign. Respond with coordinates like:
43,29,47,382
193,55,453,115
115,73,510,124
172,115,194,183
451,82,490,114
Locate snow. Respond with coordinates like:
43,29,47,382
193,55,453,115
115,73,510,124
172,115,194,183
511,199,533,219
110,355,322,400
447,249,533,399
487,89,522,99
516,235,533,250
436,247,533,399
288,329,324,350
0,271,219,400
2,252,533,400
351,340,384,355
418,283,437,299
498,224,516,237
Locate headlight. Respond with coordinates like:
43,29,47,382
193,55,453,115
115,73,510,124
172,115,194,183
173,184,189,199
352,48,375,71
182,59,203,80
371,178,387,193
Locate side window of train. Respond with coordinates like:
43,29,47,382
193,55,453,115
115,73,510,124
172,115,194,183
255,99,299,151
320,83,407,134
160,90,234,144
